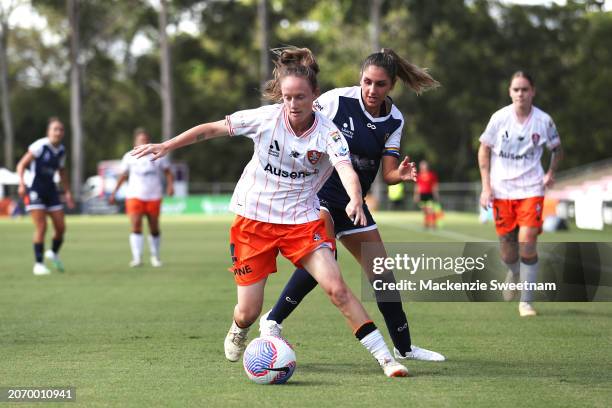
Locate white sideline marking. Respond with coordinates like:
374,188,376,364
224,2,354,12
378,221,492,242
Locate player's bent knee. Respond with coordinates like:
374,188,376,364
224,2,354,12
327,283,351,308
235,306,261,327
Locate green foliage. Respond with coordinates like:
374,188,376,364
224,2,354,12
1,1,611,183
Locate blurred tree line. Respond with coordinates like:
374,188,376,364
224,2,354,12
0,0,610,190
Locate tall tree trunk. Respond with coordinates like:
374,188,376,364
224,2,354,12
159,0,174,141
0,19,14,169
369,0,385,207
68,0,84,202
258,0,269,104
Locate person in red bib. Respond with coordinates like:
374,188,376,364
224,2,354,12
414,160,439,229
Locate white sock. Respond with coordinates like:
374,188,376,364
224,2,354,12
360,329,393,363
148,234,160,258
520,259,538,303
506,260,520,276
129,233,144,262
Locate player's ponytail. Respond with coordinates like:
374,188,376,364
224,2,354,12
362,48,439,94
263,46,319,102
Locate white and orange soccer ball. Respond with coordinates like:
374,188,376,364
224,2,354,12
243,336,296,384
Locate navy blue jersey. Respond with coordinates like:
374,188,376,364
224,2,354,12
313,86,404,207
27,137,66,192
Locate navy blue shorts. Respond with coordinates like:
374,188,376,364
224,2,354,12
319,198,377,239
25,187,62,212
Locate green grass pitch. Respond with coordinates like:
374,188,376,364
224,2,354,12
0,212,610,407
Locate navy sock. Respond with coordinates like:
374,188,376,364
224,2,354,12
268,268,318,324
377,301,412,354
372,273,412,354
52,238,63,254
34,243,44,263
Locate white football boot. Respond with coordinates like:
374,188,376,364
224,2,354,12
395,346,446,362
224,320,249,362
44,250,64,272
33,262,51,276
129,258,142,268
258,311,282,337
150,256,162,268
503,270,519,301
379,358,410,377
519,302,537,317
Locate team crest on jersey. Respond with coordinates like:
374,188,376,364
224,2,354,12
307,150,322,164
532,133,540,146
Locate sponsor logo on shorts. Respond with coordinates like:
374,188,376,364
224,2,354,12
313,232,321,241
233,264,253,276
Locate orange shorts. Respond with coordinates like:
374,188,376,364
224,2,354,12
126,198,162,217
228,215,336,286
492,197,544,236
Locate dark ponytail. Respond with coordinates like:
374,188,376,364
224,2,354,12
361,48,439,94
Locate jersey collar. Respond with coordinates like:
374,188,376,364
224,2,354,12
358,91,394,123
283,108,319,138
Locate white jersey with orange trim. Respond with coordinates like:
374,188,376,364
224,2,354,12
479,105,561,199
226,103,351,224
120,152,170,200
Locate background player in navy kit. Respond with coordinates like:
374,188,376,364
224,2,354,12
261,49,445,361
16,117,74,275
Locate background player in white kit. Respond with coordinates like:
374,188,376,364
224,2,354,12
478,71,563,317
132,47,410,377
110,128,174,267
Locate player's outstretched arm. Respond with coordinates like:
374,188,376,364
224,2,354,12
132,119,229,160
478,143,493,208
381,155,417,184
335,162,366,226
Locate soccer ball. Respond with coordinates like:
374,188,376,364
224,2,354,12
243,336,296,384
